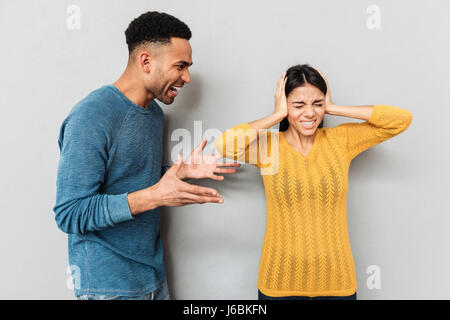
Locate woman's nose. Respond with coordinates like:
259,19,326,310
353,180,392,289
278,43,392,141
303,106,315,117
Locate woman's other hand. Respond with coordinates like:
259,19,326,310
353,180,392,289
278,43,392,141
316,68,334,113
248,72,289,130
274,72,288,118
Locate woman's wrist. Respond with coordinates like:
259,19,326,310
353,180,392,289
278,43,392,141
325,104,374,120
249,112,286,131
325,104,338,115
272,111,287,122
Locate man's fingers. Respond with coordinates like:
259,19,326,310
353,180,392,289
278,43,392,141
201,138,207,150
193,138,207,152
214,168,237,174
180,181,220,197
167,154,183,173
187,138,208,164
216,162,240,168
181,192,224,204
173,200,197,206
210,174,225,181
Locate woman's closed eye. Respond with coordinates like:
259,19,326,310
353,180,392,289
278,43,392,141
293,104,323,108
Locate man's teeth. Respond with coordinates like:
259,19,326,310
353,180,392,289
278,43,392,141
301,120,316,125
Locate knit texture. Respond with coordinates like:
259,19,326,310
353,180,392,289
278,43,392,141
54,85,167,297
216,105,412,297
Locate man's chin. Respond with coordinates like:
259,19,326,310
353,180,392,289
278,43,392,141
156,95,175,105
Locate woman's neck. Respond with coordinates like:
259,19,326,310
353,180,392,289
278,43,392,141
283,127,317,151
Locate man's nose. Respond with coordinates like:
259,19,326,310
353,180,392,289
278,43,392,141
181,69,190,84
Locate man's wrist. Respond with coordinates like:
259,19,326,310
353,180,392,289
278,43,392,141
127,185,160,216
145,185,161,211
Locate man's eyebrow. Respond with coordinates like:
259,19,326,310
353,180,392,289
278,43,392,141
175,61,193,66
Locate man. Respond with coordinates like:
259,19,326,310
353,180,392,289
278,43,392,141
53,11,239,300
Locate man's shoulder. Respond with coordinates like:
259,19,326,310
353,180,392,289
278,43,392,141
71,85,117,111
68,85,127,123
59,86,130,140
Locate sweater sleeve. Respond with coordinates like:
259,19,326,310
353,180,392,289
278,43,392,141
161,165,170,176
330,105,413,161
53,109,133,235
215,123,275,169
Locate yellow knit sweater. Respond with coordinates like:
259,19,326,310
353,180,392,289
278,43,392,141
215,105,412,297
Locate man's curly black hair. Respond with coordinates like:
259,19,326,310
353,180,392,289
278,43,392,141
125,11,192,54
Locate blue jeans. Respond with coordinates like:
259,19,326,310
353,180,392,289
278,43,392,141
77,280,170,300
258,290,357,300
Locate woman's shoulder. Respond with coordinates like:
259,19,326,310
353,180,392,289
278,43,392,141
318,125,349,149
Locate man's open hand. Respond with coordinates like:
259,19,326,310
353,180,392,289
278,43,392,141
127,154,228,215
177,138,241,181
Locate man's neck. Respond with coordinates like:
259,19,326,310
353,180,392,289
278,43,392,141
113,67,154,108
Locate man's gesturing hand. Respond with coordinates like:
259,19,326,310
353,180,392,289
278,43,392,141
177,138,241,180
126,155,224,216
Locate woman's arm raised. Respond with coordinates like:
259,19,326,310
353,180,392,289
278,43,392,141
248,72,288,130
317,69,412,161
317,68,375,121
215,73,287,167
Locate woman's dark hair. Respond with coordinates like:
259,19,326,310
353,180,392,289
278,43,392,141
279,64,326,132
125,11,192,54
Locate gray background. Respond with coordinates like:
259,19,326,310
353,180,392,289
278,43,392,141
0,0,449,299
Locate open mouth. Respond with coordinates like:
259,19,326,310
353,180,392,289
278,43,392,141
300,120,316,129
169,85,183,97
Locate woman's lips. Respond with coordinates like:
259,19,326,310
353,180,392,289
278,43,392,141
300,120,316,129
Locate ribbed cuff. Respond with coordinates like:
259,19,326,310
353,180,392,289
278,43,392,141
161,165,170,176
368,104,385,124
108,193,134,224
236,122,255,133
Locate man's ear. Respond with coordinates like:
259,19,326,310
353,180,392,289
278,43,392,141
139,51,153,73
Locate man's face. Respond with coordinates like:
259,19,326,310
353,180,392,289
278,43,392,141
145,37,193,105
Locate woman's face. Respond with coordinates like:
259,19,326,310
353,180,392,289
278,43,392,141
286,83,325,136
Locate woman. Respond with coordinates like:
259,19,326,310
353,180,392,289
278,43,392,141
215,64,412,300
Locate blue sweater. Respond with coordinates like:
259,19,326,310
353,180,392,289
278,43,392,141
54,85,168,296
